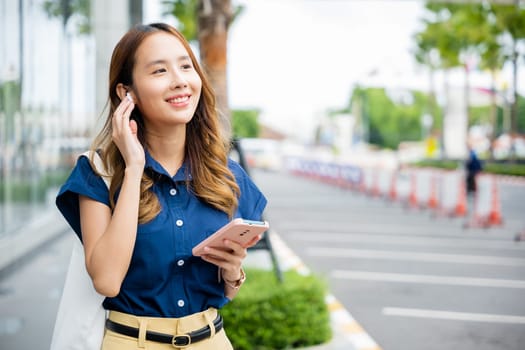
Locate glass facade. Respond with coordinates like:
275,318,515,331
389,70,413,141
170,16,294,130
0,0,95,238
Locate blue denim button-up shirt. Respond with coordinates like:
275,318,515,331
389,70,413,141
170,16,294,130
56,151,267,317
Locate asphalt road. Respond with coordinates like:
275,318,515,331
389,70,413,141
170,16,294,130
251,169,525,350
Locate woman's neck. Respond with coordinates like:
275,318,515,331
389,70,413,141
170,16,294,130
145,127,186,177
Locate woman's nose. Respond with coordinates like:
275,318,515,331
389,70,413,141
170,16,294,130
169,70,188,89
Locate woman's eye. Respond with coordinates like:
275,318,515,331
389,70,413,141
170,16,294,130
181,64,193,70
153,68,166,74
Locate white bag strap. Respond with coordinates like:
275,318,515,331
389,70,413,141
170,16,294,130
50,239,106,350
50,150,112,350
81,150,111,189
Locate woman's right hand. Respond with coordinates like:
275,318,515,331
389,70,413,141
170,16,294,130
111,96,145,172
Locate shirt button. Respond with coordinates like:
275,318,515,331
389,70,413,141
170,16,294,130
178,299,185,307
176,219,183,227
169,188,177,196
177,259,184,266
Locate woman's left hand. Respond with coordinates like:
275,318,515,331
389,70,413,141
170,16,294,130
200,235,261,281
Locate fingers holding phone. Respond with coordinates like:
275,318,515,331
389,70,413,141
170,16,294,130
199,239,246,280
193,219,268,279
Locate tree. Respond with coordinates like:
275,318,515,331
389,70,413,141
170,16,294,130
43,0,91,34
491,3,525,136
197,0,235,140
477,17,506,153
349,87,430,149
417,1,525,140
232,109,260,138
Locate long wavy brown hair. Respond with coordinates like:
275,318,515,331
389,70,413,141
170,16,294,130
89,23,239,223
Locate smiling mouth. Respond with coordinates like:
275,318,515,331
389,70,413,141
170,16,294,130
167,96,190,104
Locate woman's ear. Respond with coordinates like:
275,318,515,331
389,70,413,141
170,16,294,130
116,83,129,101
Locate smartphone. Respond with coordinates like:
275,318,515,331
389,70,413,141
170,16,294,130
192,218,269,256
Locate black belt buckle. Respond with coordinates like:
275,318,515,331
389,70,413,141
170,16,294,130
172,334,191,348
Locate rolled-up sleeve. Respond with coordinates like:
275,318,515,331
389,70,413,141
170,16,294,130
56,155,110,241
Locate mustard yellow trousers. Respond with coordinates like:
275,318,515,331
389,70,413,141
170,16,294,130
101,308,233,350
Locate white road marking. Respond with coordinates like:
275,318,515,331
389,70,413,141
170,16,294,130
382,307,525,324
288,232,525,251
307,247,525,266
332,270,525,289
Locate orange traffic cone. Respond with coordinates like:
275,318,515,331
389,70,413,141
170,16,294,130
487,176,503,226
454,178,467,216
464,174,503,228
428,174,439,209
389,171,397,201
408,173,418,208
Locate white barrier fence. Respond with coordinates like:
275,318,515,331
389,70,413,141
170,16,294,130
286,156,503,228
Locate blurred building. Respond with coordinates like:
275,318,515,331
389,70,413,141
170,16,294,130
0,0,143,270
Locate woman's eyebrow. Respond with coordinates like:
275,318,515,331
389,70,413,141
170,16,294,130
144,56,191,68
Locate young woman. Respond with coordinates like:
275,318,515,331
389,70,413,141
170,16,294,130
56,23,267,349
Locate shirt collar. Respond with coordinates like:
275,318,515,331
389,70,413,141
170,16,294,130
144,149,191,182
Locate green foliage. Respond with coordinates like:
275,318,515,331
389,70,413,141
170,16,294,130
412,159,525,177
484,162,525,177
415,2,525,136
495,94,525,135
232,109,261,138
469,105,491,126
518,95,525,134
412,159,461,170
162,0,199,40
163,0,245,42
492,5,525,42
0,79,22,116
221,269,331,350
42,0,91,34
350,87,438,149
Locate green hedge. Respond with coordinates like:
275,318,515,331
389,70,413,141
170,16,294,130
412,159,525,177
483,162,525,177
412,159,460,170
221,269,332,350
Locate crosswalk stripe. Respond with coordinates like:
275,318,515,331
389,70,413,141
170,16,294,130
288,232,525,251
332,270,525,289
307,247,525,266
382,307,525,324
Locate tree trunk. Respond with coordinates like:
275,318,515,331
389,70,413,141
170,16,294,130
489,70,497,160
464,64,471,139
197,0,233,141
510,43,518,137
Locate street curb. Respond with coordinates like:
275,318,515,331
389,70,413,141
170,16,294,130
268,232,382,350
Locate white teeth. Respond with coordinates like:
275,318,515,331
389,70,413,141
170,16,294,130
168,96,189,104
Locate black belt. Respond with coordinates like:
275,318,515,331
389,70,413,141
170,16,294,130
105,314,223,348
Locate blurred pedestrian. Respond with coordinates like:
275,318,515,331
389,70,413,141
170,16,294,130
55,23,267,349
465,143,483,194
